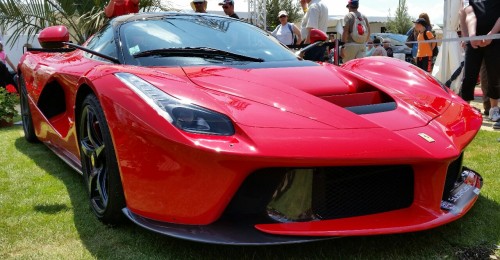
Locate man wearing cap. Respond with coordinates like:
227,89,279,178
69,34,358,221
104,0,140,18
413,18,436,72
191,0,207,13
342,0,370,62
219,0,239,19
300,0,328,44
272,11,302,46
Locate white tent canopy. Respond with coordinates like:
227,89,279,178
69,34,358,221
326,15,345,35
432,0,463,93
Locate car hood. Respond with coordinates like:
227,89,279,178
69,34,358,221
151,63,451,130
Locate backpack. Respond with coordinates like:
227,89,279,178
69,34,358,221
286,23,297,45
350,12,368,43
423,30,439,57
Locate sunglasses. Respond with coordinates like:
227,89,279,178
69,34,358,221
194,2,203,5
222,5,229,9
279,15,287,18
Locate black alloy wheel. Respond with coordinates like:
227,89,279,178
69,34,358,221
19,74,38,142
79,94,125,225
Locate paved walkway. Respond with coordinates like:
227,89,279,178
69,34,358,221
471,98,499,132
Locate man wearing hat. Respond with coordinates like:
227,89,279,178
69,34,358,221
272,10,302,46
300,0,328,44
219,0,239,19
342,0,370,62
191,0,207,13
413,18,436,72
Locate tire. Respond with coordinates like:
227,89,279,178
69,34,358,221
78,94,126,225
19,75,39,143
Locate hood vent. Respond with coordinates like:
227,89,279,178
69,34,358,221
321,82,396,115
345,102,397,115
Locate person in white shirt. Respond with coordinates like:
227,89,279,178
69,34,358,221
272,11,302,46
300,0,328,44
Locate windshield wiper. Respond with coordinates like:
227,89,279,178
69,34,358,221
133,47,264,62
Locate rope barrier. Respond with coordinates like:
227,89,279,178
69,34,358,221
287,33,500,48
342,33,500,46
404,33,500,45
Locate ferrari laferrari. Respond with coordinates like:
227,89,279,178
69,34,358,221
18,12,483,245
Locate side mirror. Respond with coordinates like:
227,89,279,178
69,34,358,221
38,26,69,49
309,29,328,44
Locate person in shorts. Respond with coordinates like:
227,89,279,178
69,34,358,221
342,0,370,62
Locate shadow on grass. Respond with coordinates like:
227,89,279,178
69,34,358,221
12,131,500,259
33,203,70,214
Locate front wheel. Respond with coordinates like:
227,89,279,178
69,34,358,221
78,94,125,225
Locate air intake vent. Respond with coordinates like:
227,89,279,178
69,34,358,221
312,165,414,219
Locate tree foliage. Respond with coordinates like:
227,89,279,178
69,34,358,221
385,0,413,34
0,0,167,47
266,0,302,31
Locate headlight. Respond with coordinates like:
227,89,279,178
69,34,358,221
115,73,235,135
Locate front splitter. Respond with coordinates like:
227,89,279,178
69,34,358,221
122,208,334,245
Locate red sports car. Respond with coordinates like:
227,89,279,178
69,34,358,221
18,12,483,245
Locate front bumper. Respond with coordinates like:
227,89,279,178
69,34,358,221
123,166,482,245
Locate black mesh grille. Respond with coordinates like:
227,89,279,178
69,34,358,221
312,165,414,220
442,154,463,200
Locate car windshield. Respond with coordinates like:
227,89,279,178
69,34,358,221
119,15,298,66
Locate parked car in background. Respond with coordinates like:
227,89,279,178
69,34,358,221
370,33,413,63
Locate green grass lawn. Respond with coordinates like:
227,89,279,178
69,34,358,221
1,125,499,259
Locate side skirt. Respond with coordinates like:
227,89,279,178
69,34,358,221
44,142,83,175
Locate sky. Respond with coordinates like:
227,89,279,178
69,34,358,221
170,0,445,25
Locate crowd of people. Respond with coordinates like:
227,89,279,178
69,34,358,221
270,0,500,128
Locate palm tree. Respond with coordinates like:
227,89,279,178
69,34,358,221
0,0,169,46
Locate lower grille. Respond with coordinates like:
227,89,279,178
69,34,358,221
312,165,414,220
442,153,463,200
223,165,414,223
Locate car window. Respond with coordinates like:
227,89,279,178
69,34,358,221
119,15,297,66
84,24,117,61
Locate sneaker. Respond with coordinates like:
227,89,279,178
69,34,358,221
489,107,500,122
494,121,500,130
